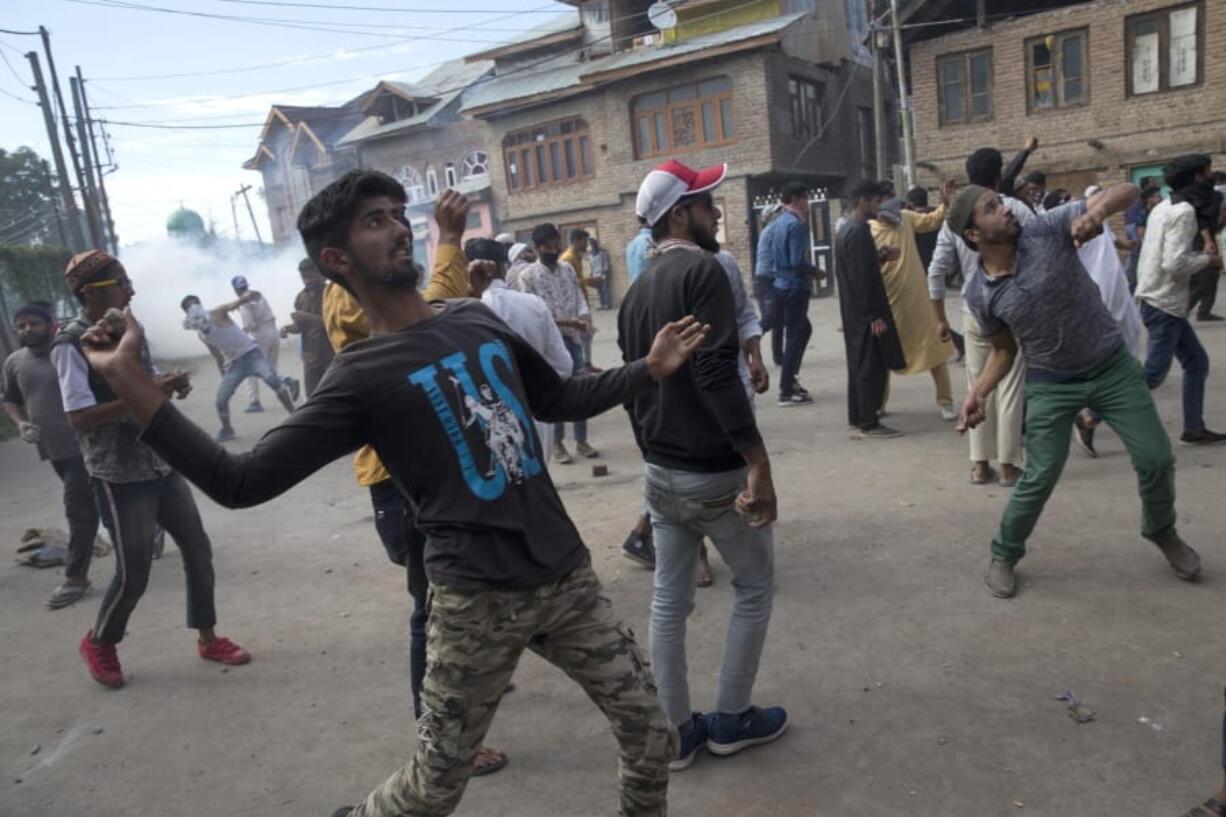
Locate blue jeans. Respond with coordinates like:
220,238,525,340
644,464,774,725
555,337,587,444
1141,303,1208,433
217,348,286,425
753,277,783,367
776,286,812,396
369,479,429,718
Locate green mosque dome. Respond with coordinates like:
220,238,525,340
166,207,206,237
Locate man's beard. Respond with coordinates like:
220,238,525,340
355,256,422,289
688,213,720,253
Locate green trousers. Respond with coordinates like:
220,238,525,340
992,347,1177,563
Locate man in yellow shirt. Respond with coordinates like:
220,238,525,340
322,188,508,777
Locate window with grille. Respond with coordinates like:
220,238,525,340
425,166,439,199
393,165,426,204
1126,2,1202,96
444,161,457,188
936,49,993,125
503,118,594,193
461,150,490,180
1027,30,1088,111
631,77,734,159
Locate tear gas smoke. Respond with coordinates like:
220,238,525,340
119,238,309,361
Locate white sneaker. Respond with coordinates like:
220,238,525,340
940,404,957,422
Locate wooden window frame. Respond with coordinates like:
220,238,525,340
1125,1,1204,97
630,76,736,160
788,75,824,141
1025,28,1089,113
502,117,594,194
935,48,993,127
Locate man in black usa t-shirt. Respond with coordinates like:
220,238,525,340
77,170,709,817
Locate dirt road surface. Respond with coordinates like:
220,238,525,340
2,298,1223,817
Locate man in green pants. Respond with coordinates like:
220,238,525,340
950,182,1203,598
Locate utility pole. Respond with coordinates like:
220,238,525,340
229,193,243,241
237,184,265,248
889,0,917,189
41,159,71,249
26,50,84,250
70,75,106,251
870,10,886,181
41,26,95,248
78,69,117,253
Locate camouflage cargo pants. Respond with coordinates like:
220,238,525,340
347,560,676,817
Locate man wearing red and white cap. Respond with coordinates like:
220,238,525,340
619,160,786,772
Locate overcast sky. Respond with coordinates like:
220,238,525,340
1,0,571,246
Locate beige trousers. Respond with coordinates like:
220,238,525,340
963,311,1026,466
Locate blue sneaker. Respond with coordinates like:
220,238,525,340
705,705,788,756
670,712,708,771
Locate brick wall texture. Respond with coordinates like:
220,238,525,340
908,0,1225,191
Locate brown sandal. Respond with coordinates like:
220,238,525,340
471,747,508,777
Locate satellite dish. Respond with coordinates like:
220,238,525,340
648,1,678,31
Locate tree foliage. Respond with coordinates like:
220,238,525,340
0,244,75,317
0,147,61,247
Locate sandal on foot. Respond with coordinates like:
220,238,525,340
470,747,508,777
969,466,997,485
47,580,91,609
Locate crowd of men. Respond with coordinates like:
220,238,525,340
2,137,1224,817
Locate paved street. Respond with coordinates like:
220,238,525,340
1,297,1223,817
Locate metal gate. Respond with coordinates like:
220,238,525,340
749,190,834,298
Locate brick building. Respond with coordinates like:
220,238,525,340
901,0,1223,196
461,0,881,301
244,0,888,301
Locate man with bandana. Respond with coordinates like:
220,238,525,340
1136,154,1226,446
51,250,252,688
181,290,298,442
3,302,100,609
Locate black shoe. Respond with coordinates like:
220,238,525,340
1180,428,1226,445
778,392,813,406
1073,415,1097,458
285,377,301,402
243,402,264,413
622,531,656,568
793,380,811,397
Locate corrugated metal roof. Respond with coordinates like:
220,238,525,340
337,58,494,146
461,12,807,114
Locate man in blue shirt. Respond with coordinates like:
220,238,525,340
753,204,785,368
625,221,653,285
771,182,817,405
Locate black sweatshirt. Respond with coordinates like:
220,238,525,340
140,299,652,590
617,245,761,473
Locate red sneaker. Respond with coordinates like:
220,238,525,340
198,636,251,666
79,631,124,688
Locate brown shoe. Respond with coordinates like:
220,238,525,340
1155,534,1202,581
986,559,1017,599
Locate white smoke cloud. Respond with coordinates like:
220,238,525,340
119,237,308,362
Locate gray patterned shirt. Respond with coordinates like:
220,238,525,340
964,201,1123,381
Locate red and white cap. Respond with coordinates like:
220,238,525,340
635,159,728,226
